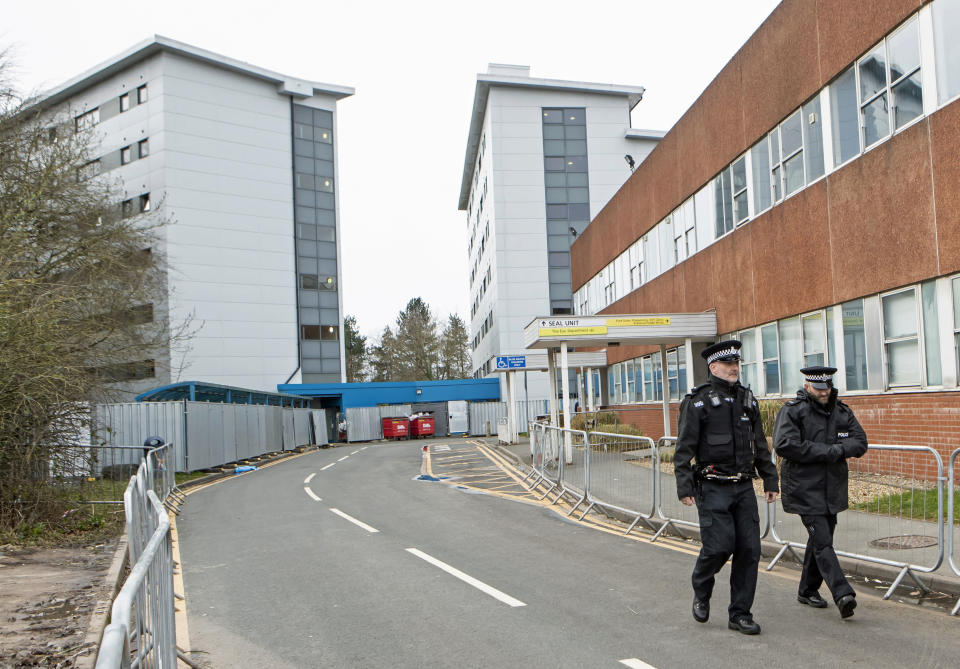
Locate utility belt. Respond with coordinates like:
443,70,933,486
697,465,753,483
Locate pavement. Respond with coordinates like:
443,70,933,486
491,435,960,602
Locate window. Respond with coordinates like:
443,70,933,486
762,323,780,395
731,156,749,224
740,329,759,391
137,138,149,159
119,93,130,112
137,84,148,104
97,360,155,382
954,277,960,380
300,274,318,290
882,287,921,386
921,280,942,386
801,312,826,366
317,177,333,193
830,67,861,165
802,96,825,182
842,299,868,390
120,146,132,165
316,128,332,144
776,110,805,199
858,17,922,149
630,239,644,289
78,160,100,181
667,349,680,400
301,325,321,340
318,276,337,291
779,317,803,392
934,0,960,104
138,193,151,212
121,199,133,218
673,215,685,264
320,325,339,341
750,137,772,214
75,108,100,132
714,168,734,237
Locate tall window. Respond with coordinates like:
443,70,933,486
842,300,868,390
762,323,780,395
933,0,960,104
801,312,826,366
779,317,803,392
750,137,772,214
921,280,942,386
740,329,759,391
831,67,860,165
629,240,643,289
858,17,922,149
714,168,734,237
731,155,749,224
953,277,960,380
882,287,921,386
774,111,804,200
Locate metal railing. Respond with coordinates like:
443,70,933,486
513,425,960,613
96,441,181,668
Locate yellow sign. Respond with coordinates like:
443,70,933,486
539,326,608,337
606,317,672,327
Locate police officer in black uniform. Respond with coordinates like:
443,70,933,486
675,340,779,635
773,366,868,619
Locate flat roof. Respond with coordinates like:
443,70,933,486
33,35,354,110
523,313,717,349
458,67,646,209
135,381,310,406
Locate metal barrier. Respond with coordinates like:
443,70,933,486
557,429,589,516
949,447,959,616
766,444,945,600
534,425,566,503
96,452,178,668
582,432,658,534
651,436,702,541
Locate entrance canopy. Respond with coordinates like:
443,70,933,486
486,351,607,372
521,312,718,441
523,313,717,349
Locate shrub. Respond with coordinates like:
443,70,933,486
758,399,785,437
569,411,618,430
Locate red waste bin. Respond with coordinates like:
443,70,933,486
381,417,409,440
409,415,435,438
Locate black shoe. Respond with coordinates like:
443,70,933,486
797,592,829,608
692,598,709,623
837,594,857,619
728,615,761,635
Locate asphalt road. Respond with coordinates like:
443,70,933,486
176,438,960,668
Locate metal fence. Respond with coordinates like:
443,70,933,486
96,442,180,668
517,424,960,612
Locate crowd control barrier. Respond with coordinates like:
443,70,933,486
766,444,945,601
949,447,960,616
582,432,658,534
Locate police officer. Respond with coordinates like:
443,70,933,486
675,340,779,635
773,366,868,619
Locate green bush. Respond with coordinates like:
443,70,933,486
758,399,785,437
569,411,618,430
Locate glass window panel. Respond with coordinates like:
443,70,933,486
780,111,803,156
762,323,779,359
317,176,334,192
887,18,920,83
542,125,564,140
779,317,803,392
642,358,652,400
315,143,333,160
313,109,333,128
826,308,836,368
886,340,920,385
298,224,317,240
831,67,860,165
564,139,587,156
769,127,780,163
842,300,868,390
296,173,314,189
545,173,565,187
732,157,747,192
295,123,313,140
784,153,805,195
933,0,960,104
862,93,890,147
734,191,749,222
771,165,782,203
803,96,825,181
953,277,960,330
546,203,567,217
892,72,923,128
882,289,917,338
741,329,758,362
764,361,780,395
543,139,565,156
545,188,566,204
762,323,780,395
568,203,590,221
564,109,585,124
564,125,586,140
750,138,772,213
802,313,823,357
542,109,562,124
859,45,887,101
549,252,570,267
320,325,339,341
566,172,588,187
294,138,313,157
678,346,687,395
651,355,663,401
317,226,335,242
565,156,587,172
567,187,589,203
922,280,942,386
668,350,679,400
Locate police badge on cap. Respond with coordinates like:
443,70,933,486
701,340,742,364
800,365,837,390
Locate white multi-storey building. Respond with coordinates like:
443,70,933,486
34,36,353,396
459,64,661,400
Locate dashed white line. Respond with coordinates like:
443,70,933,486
320,462,335,471
620,660,657,669
329,508,379,533
304,473,316,484
337,456,349,462
304,487,321,502
404,548,526,608
351,449,360,455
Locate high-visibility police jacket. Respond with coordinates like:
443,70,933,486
674,375,779,500
773,389,869,515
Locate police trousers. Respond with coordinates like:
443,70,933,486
799,514,855,602
692,479,761,619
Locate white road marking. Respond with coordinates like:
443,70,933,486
329,508,379,533
320,463,335,471
433,445,450,451
304,473,316,484
360,446,368,450
620,660,658,669
304,487,321,502
351,449,360,455
338,456,349,462
404,548,526,608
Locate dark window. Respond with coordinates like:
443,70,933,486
97,360,155,382
138,193,151,212
121,199,133,217
138,138,149,159
320,325,339,341
137,84,148,104
301,325,321,340
318,276,337,291
301,274,319,289
120,146,132,165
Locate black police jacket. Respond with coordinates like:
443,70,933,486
773,389,868,515
674,375,779,500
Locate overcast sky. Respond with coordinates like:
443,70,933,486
4,0,780,340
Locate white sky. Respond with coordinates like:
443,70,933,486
4,0,780,341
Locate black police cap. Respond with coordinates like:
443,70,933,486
701,340,742,364
800,365,837,389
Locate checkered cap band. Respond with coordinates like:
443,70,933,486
707,347,740,364
805,373,832,382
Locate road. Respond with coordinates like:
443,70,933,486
175,438,960,668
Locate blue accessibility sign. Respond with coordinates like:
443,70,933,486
496,355,527,369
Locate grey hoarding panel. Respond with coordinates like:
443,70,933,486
347,407,381,442
265,406,283,453
282,409,295,451
94,402,186,471
468,402,505,436
379,405,411,418
311,410,329,445
293,408,312,446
